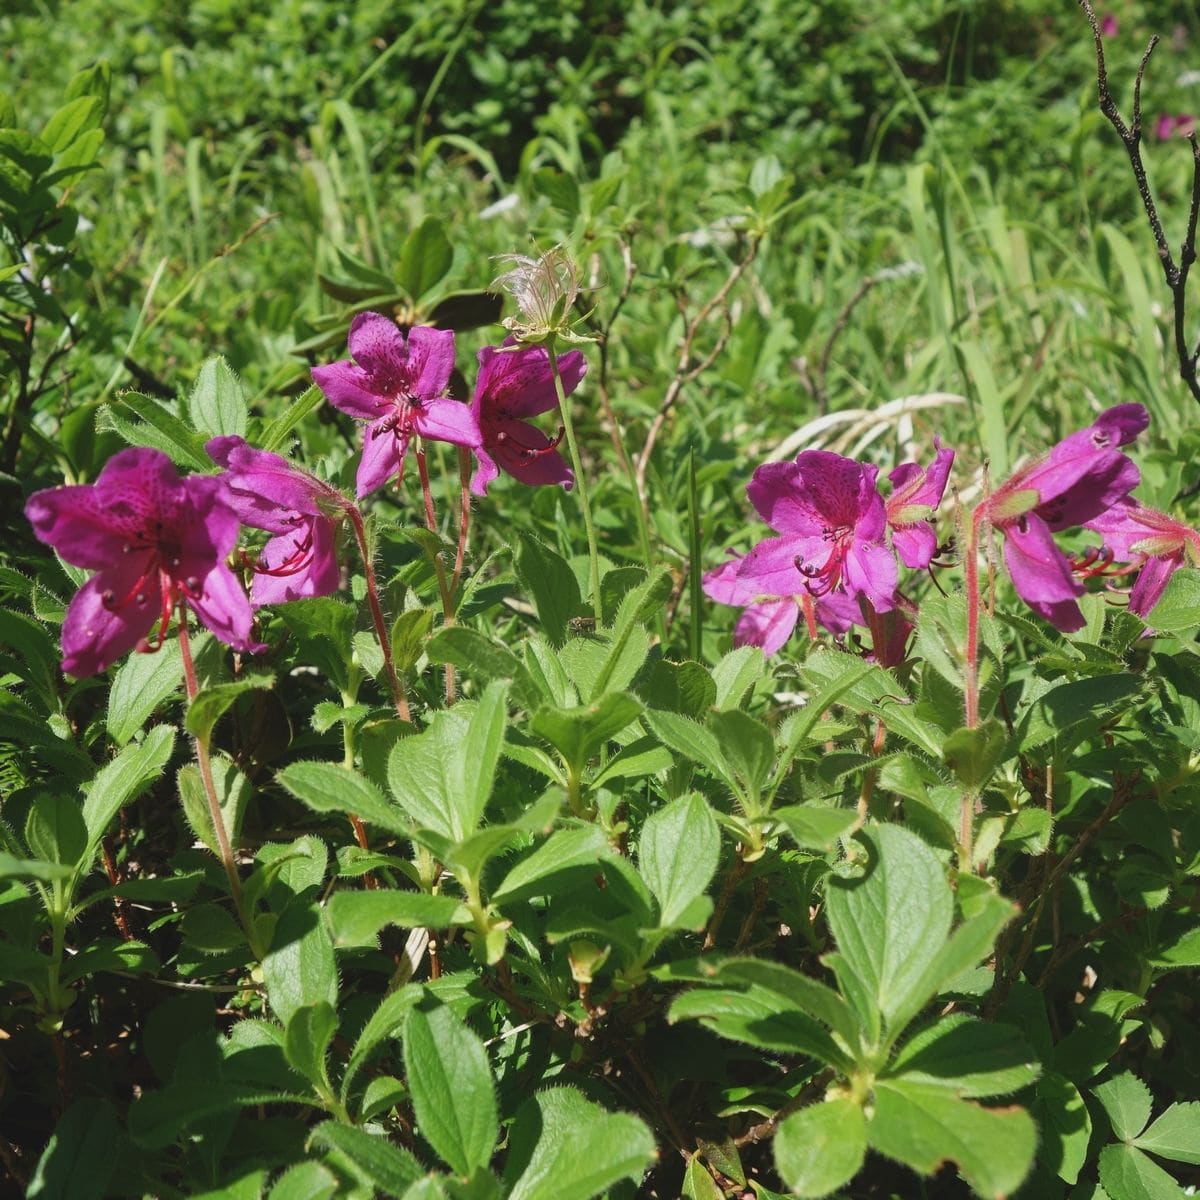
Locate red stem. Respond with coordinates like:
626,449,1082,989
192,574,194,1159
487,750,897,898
451,446,471,597
415,446,457,705
178,608,243,906
346,504,411,723
964,509,983,730
800,592,819,640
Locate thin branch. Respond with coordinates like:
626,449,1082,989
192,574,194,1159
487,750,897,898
797,274,880,416
634,235,762,507
1079,0,1200,408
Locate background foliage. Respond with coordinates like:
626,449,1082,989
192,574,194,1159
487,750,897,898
4,1,1200,1197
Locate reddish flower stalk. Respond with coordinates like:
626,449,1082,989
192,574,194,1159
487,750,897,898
415,447,457,705
452,447,472,597
345,505,411,724
177,607,243,908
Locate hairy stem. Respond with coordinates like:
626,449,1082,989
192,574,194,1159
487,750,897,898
547,336,602,621
178,610,242,908
415,446,457,704
346,504,411,722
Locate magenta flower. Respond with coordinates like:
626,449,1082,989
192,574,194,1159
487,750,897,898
207,436,347,606
1100,12,1118,36
1155,113,1197,141
980,404,1148,631
703,554,858,655
468,341,586,496
24,448,262,676
310,312,481,499
1085,499,1200,617
740,450,898,612
885,440,955,569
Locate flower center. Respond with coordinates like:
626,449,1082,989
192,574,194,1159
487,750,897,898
493,422,566,461
795,525,854,597
103,529,200,652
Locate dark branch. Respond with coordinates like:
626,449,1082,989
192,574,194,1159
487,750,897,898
1079,0,1200,409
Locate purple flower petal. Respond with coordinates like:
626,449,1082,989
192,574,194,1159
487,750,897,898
843,540,898,611
188,561,264,652
25,484,129,569
735,599,799,656
60,568,156,677
206,435,332,527
469,448,500,498
356,420,404,498
891,522,938,571
1001,514,1085,632
405,325,457,400
474,343,586,419
1128,552,1180,617
413,397,482,449
311,361,387,420
734,535,808,598
251,517,342,606
347,311,413,383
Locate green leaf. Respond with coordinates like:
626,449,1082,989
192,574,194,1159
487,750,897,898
710,710,774,804
0,852,70,882
711,646,765,710
327,890,472,947
129,1083,324,1147
103,392,210,470
826,825,953,1034
886,1015,1039,1097
82,726,175,859
42,96,103,153
426,289,503,331
267,1161,340,1200
1146,567,1200,634
396,216,453,300
682,1157,724,1200
669,980,850,1068
531,693,642,777
1134,1102,1200,1165
1093,1072,1153,1142
774,1098,866,1199
514,533,582,648
404,1000,498,1176
25,792,87,868
868,1078,1037,1199
387,688,508,843
504,1087,655,1200
188,356,249,438
26,1098,118,1200
392,607,434,675
307,1121,425,1193
639,793,720,928
276,761,409,837
284,1001,337,1091
1098,1144,1185,1200
643,710,734,790
942,720,1007,790
426,626,542,710
185,675,273,744
341,985,421,1105
106,640,183,744
259,385,325,453
262,900,337,1025
492,826,608,905
707,958,859,1050
179,903,246,954
774,804,858,852
1016,674,1144,753
1034,1072,1091,1185
178,753,251,857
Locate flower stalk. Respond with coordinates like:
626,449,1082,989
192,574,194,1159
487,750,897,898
548,333,602,622
346,504,411,723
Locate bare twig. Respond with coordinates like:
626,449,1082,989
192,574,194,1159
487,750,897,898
796,274,880,416
634,234,762,508
1079,0,1200,408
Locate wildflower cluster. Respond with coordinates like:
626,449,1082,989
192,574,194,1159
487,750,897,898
705,402,1179,662
25,310,586,679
